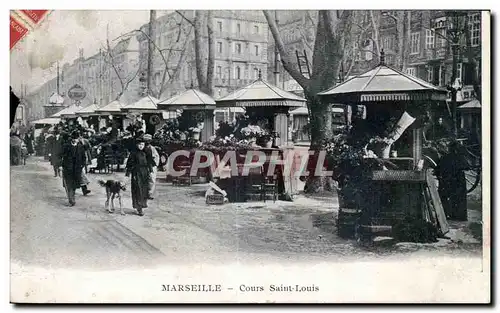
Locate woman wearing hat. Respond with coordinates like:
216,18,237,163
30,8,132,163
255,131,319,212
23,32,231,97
126,136,154,216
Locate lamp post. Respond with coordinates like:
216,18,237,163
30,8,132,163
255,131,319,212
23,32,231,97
446,11,467,137
381,11,399,67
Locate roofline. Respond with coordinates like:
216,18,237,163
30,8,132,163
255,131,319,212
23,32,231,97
318,63,445,95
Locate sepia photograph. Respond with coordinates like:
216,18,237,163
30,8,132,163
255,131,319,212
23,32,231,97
8,6,491,303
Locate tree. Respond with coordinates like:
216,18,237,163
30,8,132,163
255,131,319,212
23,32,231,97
176,10,215,96
104,14,193,101
104,36,142,101
264,10,354,192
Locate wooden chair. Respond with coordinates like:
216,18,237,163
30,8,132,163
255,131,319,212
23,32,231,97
243,165,265,202
262,172,279,202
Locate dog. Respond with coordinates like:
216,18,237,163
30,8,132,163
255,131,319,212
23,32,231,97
98,179,126,215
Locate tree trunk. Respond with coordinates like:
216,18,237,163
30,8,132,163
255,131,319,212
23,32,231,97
147,10,156,96
194,10,206,89
369,11,381,60
404,11,411,72
303,10,351,193
263,10,352,194
205,11,215,96
396,11,406,70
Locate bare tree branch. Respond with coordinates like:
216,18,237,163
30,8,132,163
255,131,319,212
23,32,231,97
175,10,195,26
369,11,381,58
263,10,309,89
158,23,194,98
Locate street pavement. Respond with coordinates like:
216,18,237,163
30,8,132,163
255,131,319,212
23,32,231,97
10,157,482,270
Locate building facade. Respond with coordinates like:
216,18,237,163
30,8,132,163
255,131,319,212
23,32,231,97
268,10,482,106
349,10,482,103
26,37,141,122
136,10,269,101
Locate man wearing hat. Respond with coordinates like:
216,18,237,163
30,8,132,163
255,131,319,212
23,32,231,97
143,134,159,199
61,130,87,206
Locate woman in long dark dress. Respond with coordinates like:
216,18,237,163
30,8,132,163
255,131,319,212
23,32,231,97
126,137,153,216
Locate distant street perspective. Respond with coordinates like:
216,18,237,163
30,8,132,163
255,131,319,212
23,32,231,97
10,10,485,271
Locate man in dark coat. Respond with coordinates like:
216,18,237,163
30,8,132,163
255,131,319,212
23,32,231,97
61,131,87,206
435,141,469,221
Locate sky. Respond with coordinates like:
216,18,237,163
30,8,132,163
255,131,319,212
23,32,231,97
10,10,171,95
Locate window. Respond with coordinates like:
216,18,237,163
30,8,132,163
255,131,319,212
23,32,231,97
354,42,360,61
154,72,161,86
427,66,434,83
456,63,463,84
217,42,223,54
254,68,259,79
217,21,222,33
254,45,259,56
425,29,435,49
253,25,259,34
382,36,394,51
468,13,481,47
410,32,420,54
235,66,241,79
436,28,447,47
406,67,416,77
216,66,222,78
235,43,242,54
236,23,241,35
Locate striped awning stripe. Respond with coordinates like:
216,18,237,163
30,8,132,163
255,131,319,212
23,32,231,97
219,100,306,108
360,93,448,102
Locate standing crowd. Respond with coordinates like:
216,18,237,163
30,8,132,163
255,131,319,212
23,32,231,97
40,123,159,216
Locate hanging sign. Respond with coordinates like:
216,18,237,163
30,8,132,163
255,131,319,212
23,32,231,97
67,84,87,101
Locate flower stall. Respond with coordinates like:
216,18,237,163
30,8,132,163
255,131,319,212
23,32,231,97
318,52,450,243
158,87,217,143
95,99,128,132
215,71,307,147
211,73,308,200
120,96,162,135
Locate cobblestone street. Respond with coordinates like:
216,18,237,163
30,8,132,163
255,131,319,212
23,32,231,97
11,157,482,270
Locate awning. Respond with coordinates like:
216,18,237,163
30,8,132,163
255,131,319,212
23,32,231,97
121,96,161,113
458,99,481,110
214,107,245,113
290,106,344,115
216,78,307,108
158,88,216,110
95,100,127,114
32,117,61,125
75,103,100,117
52,104,84,118
318,61,448,103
